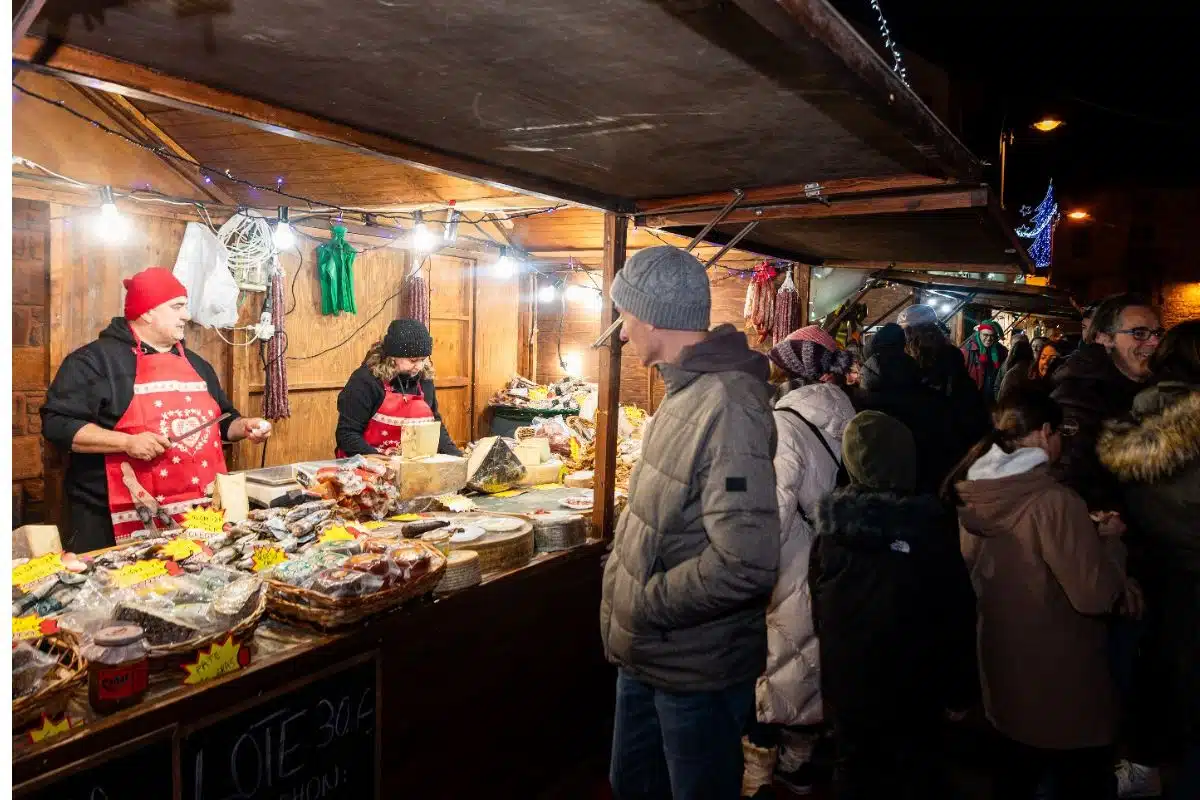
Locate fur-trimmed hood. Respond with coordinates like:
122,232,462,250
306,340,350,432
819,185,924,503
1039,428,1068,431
1098,382,1200,484
363,339,434,384
815,487,950,551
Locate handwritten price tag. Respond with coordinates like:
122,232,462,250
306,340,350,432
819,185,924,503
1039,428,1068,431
182,506,226,534
181,635,251,685
27,712,84,744
490,489,526,498
111,559,180,589
12,553,64,589
161,538,204,561
569,438,582,463
318,527,355,544
532,483,562,491
389,514,424,522
12,616,59,641
251,546,288,573
362,521,386,531
529,387,550,402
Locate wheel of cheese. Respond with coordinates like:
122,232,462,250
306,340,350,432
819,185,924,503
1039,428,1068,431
565,471,594,489
435,550,482,594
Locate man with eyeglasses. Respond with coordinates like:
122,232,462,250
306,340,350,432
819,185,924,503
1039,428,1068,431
1051,294,1163,508
1052,293,1165,799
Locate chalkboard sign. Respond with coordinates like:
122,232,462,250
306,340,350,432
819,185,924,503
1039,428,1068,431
182,656,378,800
17,732,174,800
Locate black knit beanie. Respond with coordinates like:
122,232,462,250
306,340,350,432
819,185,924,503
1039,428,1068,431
383,319,433,358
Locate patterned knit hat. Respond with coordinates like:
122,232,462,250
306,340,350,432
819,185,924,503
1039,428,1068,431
769,325,853,382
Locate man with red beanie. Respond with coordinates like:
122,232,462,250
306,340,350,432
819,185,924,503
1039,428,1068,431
42,266,271,551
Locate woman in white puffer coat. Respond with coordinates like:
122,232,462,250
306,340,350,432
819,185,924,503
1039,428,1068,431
743,326,856,798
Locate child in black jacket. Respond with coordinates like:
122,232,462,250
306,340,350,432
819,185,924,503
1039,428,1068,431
810,410,979,800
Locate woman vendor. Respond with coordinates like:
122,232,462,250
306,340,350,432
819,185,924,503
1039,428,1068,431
335,319,462,458
41,267,273,552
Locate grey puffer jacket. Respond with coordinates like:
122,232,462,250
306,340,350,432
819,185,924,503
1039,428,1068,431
600,324,780,691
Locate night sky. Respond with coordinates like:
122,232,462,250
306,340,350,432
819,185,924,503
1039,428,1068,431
831,1,1200,210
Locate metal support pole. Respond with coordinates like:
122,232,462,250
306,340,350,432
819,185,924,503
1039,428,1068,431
685,189,744,252
703,221,759,268
863,291,916,332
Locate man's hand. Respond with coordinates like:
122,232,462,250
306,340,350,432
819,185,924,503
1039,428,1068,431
124,431,170,461
1093,511,1127,538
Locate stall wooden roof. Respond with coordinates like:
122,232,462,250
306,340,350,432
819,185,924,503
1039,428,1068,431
17,0,1026,269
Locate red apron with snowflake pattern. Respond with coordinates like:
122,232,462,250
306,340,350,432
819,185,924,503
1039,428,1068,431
104,332,229,541
335,380,435,458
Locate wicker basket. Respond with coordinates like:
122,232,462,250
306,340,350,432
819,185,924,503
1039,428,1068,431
266,543,446,631
143,585,268,670
12,631,88,730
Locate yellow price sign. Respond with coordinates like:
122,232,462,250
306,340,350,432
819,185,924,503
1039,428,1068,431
529,386,550,402
111,559,179,589
362,521,386,530
390,514,424,522
569,438,582,463
251,546,288,573
161,538,204,561
317,527,355,544
181,506,226,534
489,489,526,498
27,713,84,744
181,635,251,685
12,553,64,589
12,615,59,641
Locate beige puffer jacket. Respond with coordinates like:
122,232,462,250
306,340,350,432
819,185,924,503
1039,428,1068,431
756,383,855,726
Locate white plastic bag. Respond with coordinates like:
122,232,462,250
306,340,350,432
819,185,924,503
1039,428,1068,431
173,222,239,329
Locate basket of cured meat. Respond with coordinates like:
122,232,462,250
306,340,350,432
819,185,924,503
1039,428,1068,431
12,630,88,729
264,539,446,631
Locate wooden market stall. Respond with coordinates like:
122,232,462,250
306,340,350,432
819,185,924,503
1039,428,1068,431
12,0,1033,796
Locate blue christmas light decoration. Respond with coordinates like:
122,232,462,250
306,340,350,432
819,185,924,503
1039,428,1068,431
1016,181,1058,270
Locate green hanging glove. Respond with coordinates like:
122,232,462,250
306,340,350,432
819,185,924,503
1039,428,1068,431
316,225,358,315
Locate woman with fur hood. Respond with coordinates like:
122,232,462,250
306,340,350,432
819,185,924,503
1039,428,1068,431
950,390,1131,799
1099,320,1200,796
741,326,856,799
810,410,978,800
335,319,461,458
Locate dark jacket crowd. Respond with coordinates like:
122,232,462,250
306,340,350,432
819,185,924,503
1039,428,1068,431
601,283,1200,800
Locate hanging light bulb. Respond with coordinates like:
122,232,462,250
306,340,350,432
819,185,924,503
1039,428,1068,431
444,208,461,244
94,186,128,243
538,283,558,304
493,246,515,278
273,206,295,250
410,210,437,252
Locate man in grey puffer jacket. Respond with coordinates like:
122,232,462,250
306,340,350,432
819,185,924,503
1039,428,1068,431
600,246,780,800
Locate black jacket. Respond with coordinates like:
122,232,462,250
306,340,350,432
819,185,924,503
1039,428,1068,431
1050,342,1145,511
918,343,990,450
335,365,461,457
810,488,979,727
41,317,239,513
1099,384,1200,757
854,350,965,493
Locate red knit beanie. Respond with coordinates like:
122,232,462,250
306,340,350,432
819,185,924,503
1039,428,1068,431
123,267,188,320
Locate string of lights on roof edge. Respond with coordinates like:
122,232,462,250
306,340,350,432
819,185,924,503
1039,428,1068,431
868,0,909,87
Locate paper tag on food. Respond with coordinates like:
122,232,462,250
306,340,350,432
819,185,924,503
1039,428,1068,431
529,386,550,402
531,483,561,491
12,553,64,589
111,559,181,589
27,712,84,744
181,634,252,685
490,489,526,498
161,538,204,561
317,527,356,544
362,521,386,530
181,506,226,534
12,616,59,641
569,438,582,463
251,546,288,572
389,514,425,522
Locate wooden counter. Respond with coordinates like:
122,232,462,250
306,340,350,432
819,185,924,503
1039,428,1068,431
14,541,614,799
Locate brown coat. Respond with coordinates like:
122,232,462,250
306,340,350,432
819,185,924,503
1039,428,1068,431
956,450,1126,749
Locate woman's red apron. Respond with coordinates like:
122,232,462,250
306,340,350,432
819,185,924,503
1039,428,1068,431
336,380,435,458
105,334,228,541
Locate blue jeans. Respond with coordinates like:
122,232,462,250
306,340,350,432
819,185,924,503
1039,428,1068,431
610,669,755,800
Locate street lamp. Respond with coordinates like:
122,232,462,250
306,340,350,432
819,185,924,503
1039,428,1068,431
999,117,1065,209
1066,210,1090,221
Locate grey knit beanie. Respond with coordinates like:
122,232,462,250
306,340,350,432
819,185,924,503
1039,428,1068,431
610,246,711,331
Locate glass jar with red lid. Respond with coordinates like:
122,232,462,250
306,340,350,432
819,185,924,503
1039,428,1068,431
85,625,149,714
